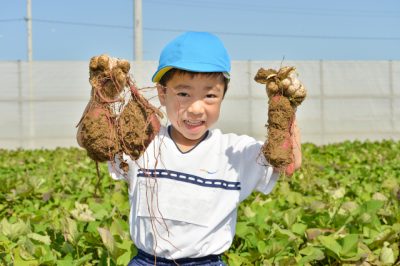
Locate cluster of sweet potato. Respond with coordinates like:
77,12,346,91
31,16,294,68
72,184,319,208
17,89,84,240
77,54,162,171
255,66,307,175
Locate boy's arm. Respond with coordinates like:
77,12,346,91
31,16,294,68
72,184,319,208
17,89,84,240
291,117,302,170
271,118,302,174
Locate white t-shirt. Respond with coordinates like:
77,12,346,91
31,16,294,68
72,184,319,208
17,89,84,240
108,125,278,259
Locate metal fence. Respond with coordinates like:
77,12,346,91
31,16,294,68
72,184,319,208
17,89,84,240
1,60,399,149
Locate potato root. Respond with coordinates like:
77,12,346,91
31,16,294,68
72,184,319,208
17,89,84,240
77,54,162,171
254,66,307,175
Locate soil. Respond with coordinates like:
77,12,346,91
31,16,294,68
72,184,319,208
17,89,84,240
89,54,127,102
118,98,155,160
263,95,294,170
78,54,162,172
80,103,119,162
254,66,307,175
267,95,294,130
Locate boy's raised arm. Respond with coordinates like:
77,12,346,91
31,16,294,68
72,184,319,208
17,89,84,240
291,117,302,170
254,66,306,176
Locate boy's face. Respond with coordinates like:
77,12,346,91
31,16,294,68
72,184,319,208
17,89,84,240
157,72,225,147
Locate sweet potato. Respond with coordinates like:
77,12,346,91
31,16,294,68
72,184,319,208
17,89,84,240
255,66,307,175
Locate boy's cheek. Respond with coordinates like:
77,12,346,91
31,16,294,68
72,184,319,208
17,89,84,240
156,88,167,106
158,96,166,106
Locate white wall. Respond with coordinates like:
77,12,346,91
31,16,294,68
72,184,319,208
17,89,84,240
0,60,399,149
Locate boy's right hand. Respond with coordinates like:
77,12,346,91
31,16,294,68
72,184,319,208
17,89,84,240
89,54,130,103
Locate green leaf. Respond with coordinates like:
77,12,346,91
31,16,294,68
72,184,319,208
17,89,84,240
86,221,102,234
331,187,346,199
380,242,395,264
117,250,134,266
264,241,285,259
110,219,128,238
257,240,267,253
70,202,96,222
361,200,384,214
235,222,254,238
286,191,305,205
318,235,342,257
89,201,110,220
13,247,39,266
62,217,78,245
272,223,297,242
283,208,302,228
227,253,249,266
38,245,57,264
299,246,325,264
98,227,116,257
111,191,126,206
0,218,31,240
27,233,51,245
74,253,93,266
340,234,358,258
291,223,307,236
56,254,74,266
243,206,256,218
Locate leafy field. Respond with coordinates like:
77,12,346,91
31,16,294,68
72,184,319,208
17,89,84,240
1,140,399,265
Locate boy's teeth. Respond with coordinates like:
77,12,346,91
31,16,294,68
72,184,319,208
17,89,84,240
186,120,202,126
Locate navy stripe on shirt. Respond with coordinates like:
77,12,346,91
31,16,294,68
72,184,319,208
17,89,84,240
137,169,241,190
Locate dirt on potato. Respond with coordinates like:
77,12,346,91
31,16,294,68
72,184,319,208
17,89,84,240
267,95,294,130
255,66,306,175
118,97,160,160
79,104,119,162
78,54,162,171
262,96,294,170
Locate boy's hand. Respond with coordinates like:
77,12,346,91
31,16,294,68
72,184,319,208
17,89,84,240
287,118,302,175
89,54,130,103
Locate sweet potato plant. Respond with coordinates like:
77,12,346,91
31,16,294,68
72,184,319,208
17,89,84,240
1,140,400,265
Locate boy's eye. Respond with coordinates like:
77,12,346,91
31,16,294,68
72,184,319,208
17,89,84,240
177,92,189,97
206,94,217,98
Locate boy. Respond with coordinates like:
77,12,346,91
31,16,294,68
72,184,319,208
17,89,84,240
82,31,302,265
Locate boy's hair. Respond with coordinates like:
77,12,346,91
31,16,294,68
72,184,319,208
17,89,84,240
158,68,229,96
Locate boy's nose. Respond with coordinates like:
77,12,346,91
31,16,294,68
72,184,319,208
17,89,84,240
187,100,205,115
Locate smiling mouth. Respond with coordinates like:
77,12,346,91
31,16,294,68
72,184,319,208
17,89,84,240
184,120,205,126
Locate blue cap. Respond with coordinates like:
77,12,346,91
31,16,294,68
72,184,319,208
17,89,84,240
152,31,231,82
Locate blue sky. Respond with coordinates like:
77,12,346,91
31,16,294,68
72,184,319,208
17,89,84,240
1,0,400,61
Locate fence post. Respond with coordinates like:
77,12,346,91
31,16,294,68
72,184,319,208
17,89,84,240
247,60,253,137
389,60,394,134
17,60,23,147
319,60,325,144
28,60,35,148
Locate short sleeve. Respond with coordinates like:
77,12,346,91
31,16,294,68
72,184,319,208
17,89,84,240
107,153,136,181
253,158,279,194
227,135,279,202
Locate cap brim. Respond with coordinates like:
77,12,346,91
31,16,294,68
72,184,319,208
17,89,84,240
152,66,173,83
152,64,231,83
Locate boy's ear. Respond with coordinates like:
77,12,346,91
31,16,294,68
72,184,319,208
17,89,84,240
156,84,166,106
